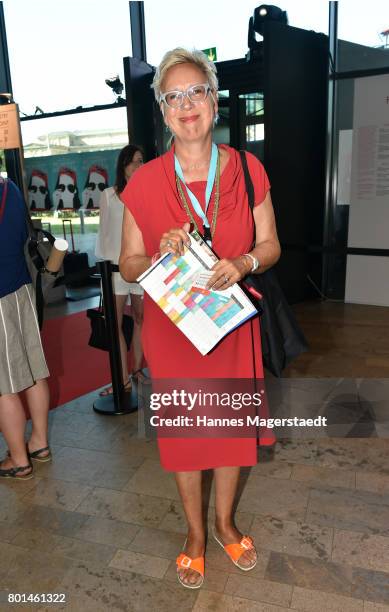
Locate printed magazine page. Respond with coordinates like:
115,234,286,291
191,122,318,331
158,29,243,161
137,231,257,355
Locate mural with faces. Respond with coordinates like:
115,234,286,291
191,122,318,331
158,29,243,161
52,167,81,210
28,170,52,210
82,165,108,209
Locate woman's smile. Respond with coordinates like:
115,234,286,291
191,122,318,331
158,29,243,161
179,115,199,123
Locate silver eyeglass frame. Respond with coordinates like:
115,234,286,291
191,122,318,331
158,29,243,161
159,83,211,109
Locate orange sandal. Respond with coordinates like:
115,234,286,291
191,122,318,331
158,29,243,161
176,552,204,589
212,529,257,571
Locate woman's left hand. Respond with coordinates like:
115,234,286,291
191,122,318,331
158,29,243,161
206,256,251,291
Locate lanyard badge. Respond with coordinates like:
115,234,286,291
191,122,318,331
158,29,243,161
175,143,219,247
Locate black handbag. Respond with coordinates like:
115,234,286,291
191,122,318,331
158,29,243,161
240,151,308,377
87,296,134,352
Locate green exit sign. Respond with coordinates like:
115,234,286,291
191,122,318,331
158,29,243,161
202,47,217,61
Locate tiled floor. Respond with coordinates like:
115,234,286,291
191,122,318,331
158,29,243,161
1,387,389,611
1,300,389,611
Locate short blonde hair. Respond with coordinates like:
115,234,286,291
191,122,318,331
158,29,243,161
151,47,218,103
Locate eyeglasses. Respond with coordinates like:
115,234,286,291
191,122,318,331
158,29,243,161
58,184,76,193
29,186,47,194
86,182,106,191
159,83,211,109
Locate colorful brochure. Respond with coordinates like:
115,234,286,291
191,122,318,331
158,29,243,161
137,231,257,355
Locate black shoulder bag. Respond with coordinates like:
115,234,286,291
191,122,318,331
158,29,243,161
87,295,134,352
240,151,308,377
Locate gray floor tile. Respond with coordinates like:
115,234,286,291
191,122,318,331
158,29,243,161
250,515,333,560
75,487,172,527
291,586,364,611
237,475,310,521
22,478,93,511
53,536,117,565
332,529,389,572
265,551,389,605
123,458,181,500
0,520,23,544
291,463,356,489
109,549,170,578
356,471,389,495
193,590,290,611
127,526,186,560
72,516,139,548
224,573,292,607
4,547,76,593
364,602,389,611
14,505,89,536
11,527,64,553
307,487,389,535
38,559,198,612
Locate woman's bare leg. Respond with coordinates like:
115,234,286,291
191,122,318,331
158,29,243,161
175,471,205,586
25,378,50,456
130,293,144,374
214,466,256,567
0,392,30,474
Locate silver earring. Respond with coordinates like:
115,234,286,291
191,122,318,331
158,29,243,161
214,113,220,126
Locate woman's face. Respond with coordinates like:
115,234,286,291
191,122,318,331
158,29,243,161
124,150,143,182
161,63,217,143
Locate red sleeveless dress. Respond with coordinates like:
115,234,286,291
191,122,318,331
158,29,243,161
122,144,271,471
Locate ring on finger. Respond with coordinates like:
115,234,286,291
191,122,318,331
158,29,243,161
167,240,172,247
224,275,229,284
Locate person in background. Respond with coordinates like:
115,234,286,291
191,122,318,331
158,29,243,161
95,144,147,396
119,48,281,588
0,177,51,480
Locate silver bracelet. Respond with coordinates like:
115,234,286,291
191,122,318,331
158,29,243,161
243,253,259,273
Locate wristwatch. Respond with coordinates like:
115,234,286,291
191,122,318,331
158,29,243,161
243,253,260,273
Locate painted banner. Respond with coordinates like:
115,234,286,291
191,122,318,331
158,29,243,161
24,149,121,211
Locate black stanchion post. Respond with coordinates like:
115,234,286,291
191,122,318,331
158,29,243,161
93,260,137,415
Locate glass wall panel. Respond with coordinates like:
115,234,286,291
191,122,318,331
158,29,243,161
3,0,132,114
337,0,389,71
144,0,328,66
333,0,389,303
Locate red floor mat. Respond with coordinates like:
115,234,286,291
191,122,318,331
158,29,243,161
41,310,111,408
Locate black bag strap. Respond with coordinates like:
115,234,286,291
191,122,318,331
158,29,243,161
20,182,55,246
239,151,255,212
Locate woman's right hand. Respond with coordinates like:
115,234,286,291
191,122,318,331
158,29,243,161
159,222,191,257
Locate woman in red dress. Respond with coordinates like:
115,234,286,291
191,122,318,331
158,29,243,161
120,48,280,589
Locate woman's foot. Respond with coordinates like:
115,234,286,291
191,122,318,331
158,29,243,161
28,444,51,462
27,435,51,461
214,521,257,569
99,378,132,396
131,369,151,385
0,457,33,480
7,441,51,462
176,531,205,588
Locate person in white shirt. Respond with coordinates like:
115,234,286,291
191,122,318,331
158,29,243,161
95,144,146,396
